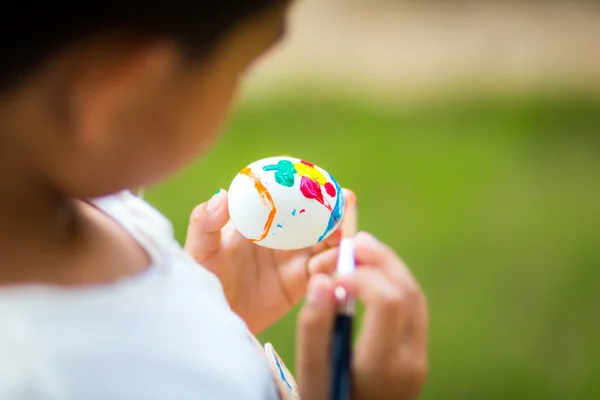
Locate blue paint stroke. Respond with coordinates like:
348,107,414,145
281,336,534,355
276,223,283,228
318,176,344,242
292,209,297,216
273,353,292,390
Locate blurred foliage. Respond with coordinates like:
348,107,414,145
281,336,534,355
147,90,600,399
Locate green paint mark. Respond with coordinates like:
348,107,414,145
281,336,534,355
263,160,297,187
215,189,221,195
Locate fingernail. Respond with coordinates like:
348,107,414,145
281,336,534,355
342,188,356,205
192,206,203,221
207,189,222,212
347,190,356,206
306,279,326,306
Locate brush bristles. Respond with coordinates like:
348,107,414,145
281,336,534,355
341,192,357,238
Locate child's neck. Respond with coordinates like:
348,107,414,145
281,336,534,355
0,153,74,236
0,157,150,286
0,156,78,281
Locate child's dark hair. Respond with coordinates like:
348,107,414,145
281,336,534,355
0,1,283,91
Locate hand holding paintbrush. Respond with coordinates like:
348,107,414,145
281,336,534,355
330,192,358,400
296,191,429,400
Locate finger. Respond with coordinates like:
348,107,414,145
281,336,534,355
339,269,428,400
307,246,339,275
353,231,419,292
336,268,412,356
352,232,427,354
410,290,429,361
184,189,230,264
309,188,355,254
351,234,429,366
308,224,410,282
296,274,337,400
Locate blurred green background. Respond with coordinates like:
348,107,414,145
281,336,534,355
147,91,600,399
146,0,600,398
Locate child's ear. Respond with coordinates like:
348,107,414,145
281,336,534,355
70,40,179,148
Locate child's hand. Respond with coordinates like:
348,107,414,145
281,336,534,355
296,232,429,400
184,188,354,334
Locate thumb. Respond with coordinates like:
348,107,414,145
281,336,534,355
296,274,337,400
184,189,229,264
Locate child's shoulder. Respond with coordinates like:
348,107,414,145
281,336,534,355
91,191,179,264
0,191,283,399
92,190,174,239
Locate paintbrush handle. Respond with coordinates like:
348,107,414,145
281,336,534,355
330,237,356,400
330,313,353,400
337,238,355,276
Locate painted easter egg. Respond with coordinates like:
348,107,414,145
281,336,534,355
228,156,345,250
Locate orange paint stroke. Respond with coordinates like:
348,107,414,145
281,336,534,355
240,167,277,242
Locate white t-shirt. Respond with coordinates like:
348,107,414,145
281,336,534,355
0,191,280,400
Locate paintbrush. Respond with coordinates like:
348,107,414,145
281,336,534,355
330,193,357,400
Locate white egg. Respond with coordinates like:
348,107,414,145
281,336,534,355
228,156,345,250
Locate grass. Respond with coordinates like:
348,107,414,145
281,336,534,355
146,90,600,399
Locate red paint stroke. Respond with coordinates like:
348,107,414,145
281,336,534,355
300,176,332,211
300,160,314,167
324,182,336,197
299,175,320,199
240,167,276,242
299,209,306,214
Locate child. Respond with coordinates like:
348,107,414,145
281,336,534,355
0,1,428,399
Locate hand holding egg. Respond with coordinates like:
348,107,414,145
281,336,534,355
184,155,348,332
228,156,346,250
